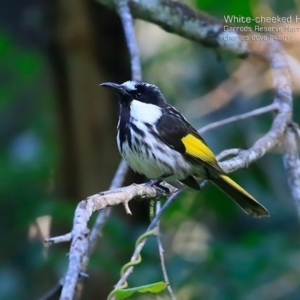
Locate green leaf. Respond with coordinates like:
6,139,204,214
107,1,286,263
115,282,167,300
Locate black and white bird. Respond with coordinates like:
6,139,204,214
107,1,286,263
100,80,269,217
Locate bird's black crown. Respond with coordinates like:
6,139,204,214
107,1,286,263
101,80,167,107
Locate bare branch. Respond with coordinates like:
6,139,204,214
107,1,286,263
219,42,292,173
88,161,129,253
110,159,129,190
58,184,163,300
82,161,130,253
60,211,89,300
38,280,63,300
117,0,142,80
216,148,242,162
44,233,72,245
99,0,249,55
156,201,177,300
199,104,278,134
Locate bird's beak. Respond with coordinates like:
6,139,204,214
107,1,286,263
99,82,127,95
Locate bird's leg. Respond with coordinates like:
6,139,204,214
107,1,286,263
149,183,170,196
146,176,170,195
146,177,163,186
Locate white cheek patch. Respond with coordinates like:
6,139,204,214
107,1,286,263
130,100,162,123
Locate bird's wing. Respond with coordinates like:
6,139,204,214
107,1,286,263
155,106,223,174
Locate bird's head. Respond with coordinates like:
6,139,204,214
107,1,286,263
100,80,167,108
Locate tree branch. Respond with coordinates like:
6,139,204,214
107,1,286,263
117,0,142,80
45,184,171,248
199,103,278,134
156,201,177,300
101,0,249,55
88,160,129,255
218,41,292,173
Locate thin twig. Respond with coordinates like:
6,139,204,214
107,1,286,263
156,201,177,300
38,279,63,300
59,184,168,300
44,233,72,245
216,148,241,162
117,0,142,81
113,190,181,291
199,103,278,134
110,159,129,190
59,217,89,300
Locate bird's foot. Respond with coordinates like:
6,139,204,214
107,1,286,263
146,178,162,186
146,178,170,196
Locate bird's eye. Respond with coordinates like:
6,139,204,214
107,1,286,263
135,92,143,99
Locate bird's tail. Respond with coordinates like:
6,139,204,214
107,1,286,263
210,174,269,217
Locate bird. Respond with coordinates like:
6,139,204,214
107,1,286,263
100,80,269,218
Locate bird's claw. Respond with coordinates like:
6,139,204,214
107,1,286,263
146,178,170,196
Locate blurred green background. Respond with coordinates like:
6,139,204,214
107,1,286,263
1,0,300,299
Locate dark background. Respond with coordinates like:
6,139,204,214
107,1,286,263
1,0,300,299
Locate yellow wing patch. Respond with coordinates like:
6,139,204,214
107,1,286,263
181,134,217,165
